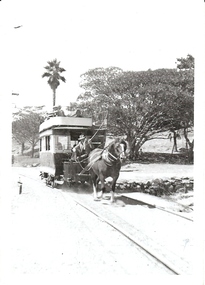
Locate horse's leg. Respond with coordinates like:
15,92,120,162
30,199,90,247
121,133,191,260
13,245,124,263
91,171,100,201
110,175,119,203
92,175,99,201
98,175,106,200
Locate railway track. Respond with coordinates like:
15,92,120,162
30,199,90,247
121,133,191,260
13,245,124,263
58,189,181,275
14,169,193,275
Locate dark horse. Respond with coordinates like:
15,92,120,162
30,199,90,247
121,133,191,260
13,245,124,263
88,138,127,202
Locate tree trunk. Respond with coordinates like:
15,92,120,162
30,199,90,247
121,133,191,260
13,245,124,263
128,137,136,160
53,89,56,106
183,128,192,148
173,131,178,152
169,130,178,152
21,142,25,155
183,128,194,163
134,141,143,160
128,136,145,160
31,143,35,158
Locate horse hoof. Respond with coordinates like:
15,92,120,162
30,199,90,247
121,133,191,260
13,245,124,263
94,198,101,201
102,196,109,200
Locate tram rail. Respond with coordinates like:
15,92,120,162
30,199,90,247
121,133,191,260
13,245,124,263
15,170,192,275
58,189,181,275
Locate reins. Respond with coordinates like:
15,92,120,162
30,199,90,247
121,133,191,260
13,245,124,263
107,150,119,161
89,120,105,142
75,156,88,169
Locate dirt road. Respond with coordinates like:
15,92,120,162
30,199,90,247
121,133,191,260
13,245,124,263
5,167,180,279
2,165,195,280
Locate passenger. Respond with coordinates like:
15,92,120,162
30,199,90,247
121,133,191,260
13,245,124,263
57,142,63,150
75,109,82,117
53,105,65,117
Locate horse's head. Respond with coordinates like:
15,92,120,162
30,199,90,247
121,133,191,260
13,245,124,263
113,139,127,161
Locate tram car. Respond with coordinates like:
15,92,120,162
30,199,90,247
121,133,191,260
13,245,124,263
39,114,106,187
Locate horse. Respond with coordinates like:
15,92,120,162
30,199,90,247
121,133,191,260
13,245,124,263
88,138,127,203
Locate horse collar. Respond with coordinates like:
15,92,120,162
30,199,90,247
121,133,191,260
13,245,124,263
102,149,120,166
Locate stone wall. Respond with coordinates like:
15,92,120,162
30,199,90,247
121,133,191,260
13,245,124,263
135,151,193,165
116,177,194,197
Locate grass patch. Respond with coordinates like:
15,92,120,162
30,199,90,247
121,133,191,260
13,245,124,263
13,155,40,167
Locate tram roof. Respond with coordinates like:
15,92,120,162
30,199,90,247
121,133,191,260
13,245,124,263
39,116,93,133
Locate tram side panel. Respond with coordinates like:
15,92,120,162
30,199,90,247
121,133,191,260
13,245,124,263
40,151,55,177
40,132,54,178
40,152,70,177
39,131,71,179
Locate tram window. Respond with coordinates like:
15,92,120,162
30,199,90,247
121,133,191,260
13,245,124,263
40,138,42,151
55,136,70,151
45,136,50,150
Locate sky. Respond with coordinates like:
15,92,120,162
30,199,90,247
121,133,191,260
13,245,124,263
0,0,202,110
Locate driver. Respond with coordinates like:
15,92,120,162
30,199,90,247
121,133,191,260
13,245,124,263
71,134,93,161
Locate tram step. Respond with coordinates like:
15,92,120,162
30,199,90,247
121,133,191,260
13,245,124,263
77,173,90,177
54,180,64,185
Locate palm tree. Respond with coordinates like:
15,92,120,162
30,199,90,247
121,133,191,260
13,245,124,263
42,59,66,106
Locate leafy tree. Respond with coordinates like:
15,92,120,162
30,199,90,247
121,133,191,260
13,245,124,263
176,54,194,70
77,67,122,116
12,109,43,157
78,64,194,160
12,124,26,155
42,59,66,106
175,54,194,161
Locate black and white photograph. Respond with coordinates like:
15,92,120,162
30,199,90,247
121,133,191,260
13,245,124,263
0,0,204,283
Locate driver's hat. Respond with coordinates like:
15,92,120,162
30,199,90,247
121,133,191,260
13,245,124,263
78,134,86,141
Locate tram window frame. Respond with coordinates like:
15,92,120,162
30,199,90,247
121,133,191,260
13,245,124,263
45,136,50,151
55,135,71,152
40,138,42,151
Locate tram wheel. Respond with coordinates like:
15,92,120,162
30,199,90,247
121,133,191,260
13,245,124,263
63,181,69,188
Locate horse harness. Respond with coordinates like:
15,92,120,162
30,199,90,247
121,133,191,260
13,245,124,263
78,141,126,174
102,149,120,166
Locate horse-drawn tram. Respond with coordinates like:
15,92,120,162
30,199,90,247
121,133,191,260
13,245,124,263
39,115,107,187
